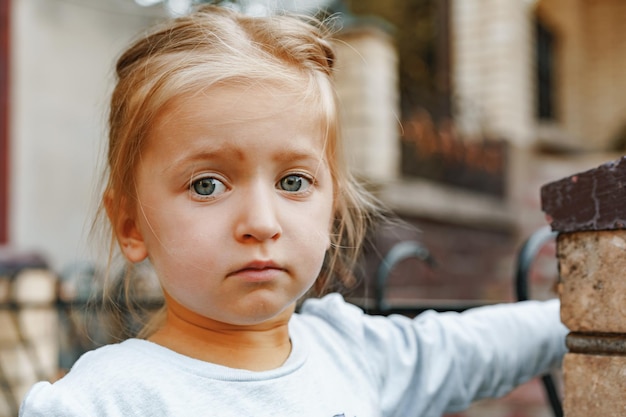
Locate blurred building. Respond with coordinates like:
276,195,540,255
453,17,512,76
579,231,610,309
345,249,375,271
336,0,624,306
1,0,164,269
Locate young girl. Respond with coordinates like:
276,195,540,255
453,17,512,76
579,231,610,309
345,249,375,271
20,5,567,417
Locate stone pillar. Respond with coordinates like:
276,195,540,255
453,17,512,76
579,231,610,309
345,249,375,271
333,23,400,183
451,0,535,147
541,156,626,417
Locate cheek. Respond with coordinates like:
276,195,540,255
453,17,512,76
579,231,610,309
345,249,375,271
136,204,202,261
135,206,167,250
299,204,334,255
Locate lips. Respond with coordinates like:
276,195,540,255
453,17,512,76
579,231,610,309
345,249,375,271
228,260,285,281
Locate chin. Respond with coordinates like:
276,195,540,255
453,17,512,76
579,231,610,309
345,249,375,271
228,299,296,326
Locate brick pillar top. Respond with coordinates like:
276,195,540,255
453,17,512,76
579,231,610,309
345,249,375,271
541,156,626,232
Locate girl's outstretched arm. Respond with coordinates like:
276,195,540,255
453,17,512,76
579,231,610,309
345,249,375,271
299,294,567,417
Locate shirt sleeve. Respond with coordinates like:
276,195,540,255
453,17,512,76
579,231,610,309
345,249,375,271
301,294,568,417
19,382,87,417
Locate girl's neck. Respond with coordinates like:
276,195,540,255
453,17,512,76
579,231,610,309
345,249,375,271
148,292,293,371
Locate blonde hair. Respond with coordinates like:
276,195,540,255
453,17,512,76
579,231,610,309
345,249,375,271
102,5,382,333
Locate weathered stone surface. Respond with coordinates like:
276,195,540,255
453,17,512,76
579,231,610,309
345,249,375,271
557,230,626,332
563,353,626,417
541,156,626,232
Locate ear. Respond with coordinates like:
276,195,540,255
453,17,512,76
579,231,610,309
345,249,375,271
104,191,149,263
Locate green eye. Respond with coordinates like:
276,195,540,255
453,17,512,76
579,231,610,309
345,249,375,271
278,175,311,192
191,177,226,197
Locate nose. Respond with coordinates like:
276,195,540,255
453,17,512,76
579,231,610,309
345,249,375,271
234,183,282,243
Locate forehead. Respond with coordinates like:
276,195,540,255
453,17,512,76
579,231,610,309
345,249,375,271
143,82,330,161
176,82,313,119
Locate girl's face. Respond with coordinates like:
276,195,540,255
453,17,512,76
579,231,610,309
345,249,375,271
122,83,334,326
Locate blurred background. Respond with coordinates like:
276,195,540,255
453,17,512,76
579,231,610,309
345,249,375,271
0,0,625,416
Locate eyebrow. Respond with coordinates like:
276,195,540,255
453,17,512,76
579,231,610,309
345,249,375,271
165,143,325,172
270,147,325,164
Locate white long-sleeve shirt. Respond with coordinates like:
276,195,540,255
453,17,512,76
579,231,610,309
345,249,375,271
20,294,567,417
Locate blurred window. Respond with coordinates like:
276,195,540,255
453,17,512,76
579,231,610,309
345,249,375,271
536,17,556,120
0,0,7,244
346,0,450,119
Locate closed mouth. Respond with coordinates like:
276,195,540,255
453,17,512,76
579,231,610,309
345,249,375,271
228,260,285,277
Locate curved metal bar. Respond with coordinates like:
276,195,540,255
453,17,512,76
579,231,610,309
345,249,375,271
515,225,558,302
541,374,564,417
514,226,562,417
375,240,433,311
